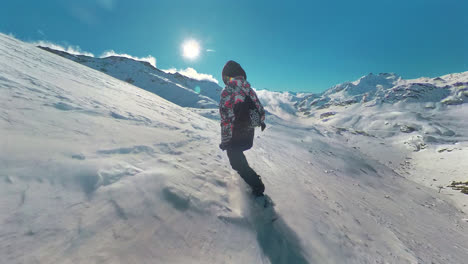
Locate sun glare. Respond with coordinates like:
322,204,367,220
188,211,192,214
182,39,201,60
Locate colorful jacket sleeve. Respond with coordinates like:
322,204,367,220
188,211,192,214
249,88,266,123
219,89,234,143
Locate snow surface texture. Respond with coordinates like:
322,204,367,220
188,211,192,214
2,33,468,263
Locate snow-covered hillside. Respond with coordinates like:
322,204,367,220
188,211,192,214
39,46,222,108
254,72,468,171
295,72,468,111
2,33,468,264
252,72,468,121
255,71,468,210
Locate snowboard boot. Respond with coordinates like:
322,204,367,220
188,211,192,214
252,180,265,197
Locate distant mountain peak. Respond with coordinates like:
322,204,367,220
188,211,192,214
352,72,400,87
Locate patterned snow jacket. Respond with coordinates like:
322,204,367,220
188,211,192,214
219,77,265,151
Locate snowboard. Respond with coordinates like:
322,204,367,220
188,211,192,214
217,194,278,224
252,194,278,223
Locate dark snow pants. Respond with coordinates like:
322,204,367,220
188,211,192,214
227,149,265,196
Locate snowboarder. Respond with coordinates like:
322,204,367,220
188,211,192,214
219,60,267,197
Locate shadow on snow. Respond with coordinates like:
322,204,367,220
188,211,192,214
249,196,309,264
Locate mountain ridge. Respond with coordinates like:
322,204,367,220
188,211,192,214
38,46,222,109
297,71,468,113
38,45,468,115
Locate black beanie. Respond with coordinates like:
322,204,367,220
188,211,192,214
222,60,246,84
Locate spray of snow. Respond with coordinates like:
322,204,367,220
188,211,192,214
33,40,95,57
100,50,157,68
33,41,157,69
163,67,219,84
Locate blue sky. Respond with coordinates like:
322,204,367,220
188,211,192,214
1,0,467,93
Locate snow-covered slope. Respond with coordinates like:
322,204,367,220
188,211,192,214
39,46,222,108
263,72,468,209
2,33,468,264
293,72,468,154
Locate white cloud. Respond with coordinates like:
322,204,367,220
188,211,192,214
33,40,95,57
100,50,157,68
162,67,219,84
206,49,216,52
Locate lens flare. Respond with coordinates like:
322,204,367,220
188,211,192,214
182,39,200,60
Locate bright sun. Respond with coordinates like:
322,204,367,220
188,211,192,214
182,39,201,60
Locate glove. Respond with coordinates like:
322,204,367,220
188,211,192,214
219,141,230,151
261,122,266,132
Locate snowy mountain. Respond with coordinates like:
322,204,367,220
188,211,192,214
39,46,223,109
252,72,468,151
252,72,468,120
295,72,468,147
295,72,468,112
37,45,468,115
2,33,468,264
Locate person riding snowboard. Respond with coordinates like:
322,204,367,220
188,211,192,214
219,60,266,197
